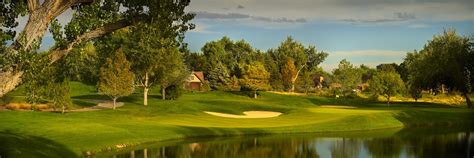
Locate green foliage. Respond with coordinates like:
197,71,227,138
270,37,328,91
98,49,134,108
49,19,68,49
207,62,232,90
407,82,423,102
359,64,377,84
165,85,184,100
47,80,72,113
63,43,99,84
238,62,270,98
23,54,50,106
280,58,297,90
155,45,189,93
201,37,263,89
0,0,27,44
369,71,405,105
332,59,362,96
404,29,473,107
21,51,73,112
201,80,212,92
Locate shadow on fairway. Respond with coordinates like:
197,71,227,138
0,130,77,158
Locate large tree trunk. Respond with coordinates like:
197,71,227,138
254,90,257,99
143,72,149,106
14,0,79,51
0,71,23,98
462,92,472,108
0,0,130,98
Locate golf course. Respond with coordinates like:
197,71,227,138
1,82,473,157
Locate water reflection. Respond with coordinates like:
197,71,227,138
98,128,474,158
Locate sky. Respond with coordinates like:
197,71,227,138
18,0,474,71
184,0,474,70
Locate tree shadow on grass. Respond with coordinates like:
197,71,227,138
71,94,109,100
0,130,76,158
307,97,456,108
72,99,96,107
393,109,474,128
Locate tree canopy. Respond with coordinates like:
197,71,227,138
98,49,134,110
369,70,405,105
404,30,473,107
0,0,194,97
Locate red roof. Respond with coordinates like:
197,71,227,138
193,71,205,82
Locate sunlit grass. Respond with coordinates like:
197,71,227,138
0,82,473,156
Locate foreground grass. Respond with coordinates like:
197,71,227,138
0,82,473,157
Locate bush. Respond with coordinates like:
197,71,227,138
0,95,13,106
5,102,50,110
165,85,184,100
201,81,211,92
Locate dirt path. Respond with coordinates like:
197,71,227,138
204,111,282,118
70,101,124,112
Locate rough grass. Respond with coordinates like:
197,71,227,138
0,82,473,157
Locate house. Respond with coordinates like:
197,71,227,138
185,71,205,91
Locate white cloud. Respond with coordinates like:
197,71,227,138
187,0,474,23
189,23,219,34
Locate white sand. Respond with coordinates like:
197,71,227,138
204,111,282,118
320,105,357,109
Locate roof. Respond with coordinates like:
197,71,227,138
193,71,205,82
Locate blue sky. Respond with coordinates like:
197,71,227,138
25,0,473,71
183,0,474,70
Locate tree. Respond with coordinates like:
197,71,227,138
281,58,297,91
154,46,189,100
125,23,175,105
407,81,422,102
0,0,194,97
332,59,362,96
47,79,72,114
404,30,473,107
264,51,284,90
239,62,270,98
98,49,134,110
369,71,405,105
21,51,72,113
201,37,262,90
272,37,327,92
207,62,231,90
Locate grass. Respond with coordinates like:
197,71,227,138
0,82,473,157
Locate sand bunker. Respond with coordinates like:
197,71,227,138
320,105,357,109
204,111,282,118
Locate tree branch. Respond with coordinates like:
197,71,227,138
27,0,39,12
48,19,132,64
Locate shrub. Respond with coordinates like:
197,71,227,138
165,85,184,100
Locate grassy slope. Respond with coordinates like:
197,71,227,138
0,82,473,156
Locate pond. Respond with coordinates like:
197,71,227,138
95,127,474,158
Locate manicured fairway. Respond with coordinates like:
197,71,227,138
0,82,473,156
